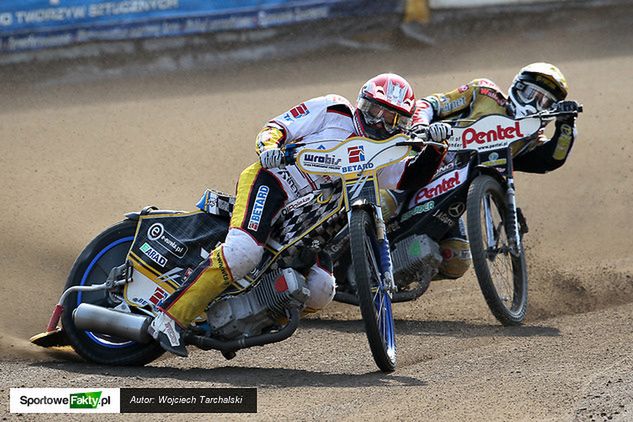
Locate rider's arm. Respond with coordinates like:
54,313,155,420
256,124,287,155
513,116,577,173
411,79,498,126
256,94,351,156
256,97,327,155
378,146,445,191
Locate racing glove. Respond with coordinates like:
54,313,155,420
409,123,451,155
427,123,452,156
554,100,580,125
427,122,453,144
409,123,428,140
555,100,580,113
410,122,452,143
260,148,285,169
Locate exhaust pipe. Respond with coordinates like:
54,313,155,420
73,303,153,343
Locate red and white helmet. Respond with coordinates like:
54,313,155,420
353,73,416,140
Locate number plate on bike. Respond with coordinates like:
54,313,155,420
297,134,411,177
448,114,541,153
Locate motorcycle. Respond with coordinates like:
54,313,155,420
30,133,433,373
331,105,582,326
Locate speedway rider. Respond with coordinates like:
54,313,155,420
149,73,453,356
398,62,580,279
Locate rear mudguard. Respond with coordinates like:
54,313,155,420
124,206,188,221
31,206,203,349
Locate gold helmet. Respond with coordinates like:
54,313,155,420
508,63,568,117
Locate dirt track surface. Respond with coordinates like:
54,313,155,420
1,6,633,420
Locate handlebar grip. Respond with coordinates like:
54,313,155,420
284,149,296,166
577,105,584,113
283,143,303,166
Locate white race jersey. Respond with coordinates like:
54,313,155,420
265,94,411,200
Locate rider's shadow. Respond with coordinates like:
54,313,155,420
31,360,426,388
301,318,560,338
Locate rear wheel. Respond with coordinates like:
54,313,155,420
61,220,164,365
350,209,396,372
466,175,528,326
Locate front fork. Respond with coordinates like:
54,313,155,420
505,176,522,256
373,206,396,296
346,205,396,296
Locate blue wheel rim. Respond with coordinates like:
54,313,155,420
374,286,395,360
77,236,134,349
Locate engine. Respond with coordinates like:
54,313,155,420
391,234,442,288
205,268,310,339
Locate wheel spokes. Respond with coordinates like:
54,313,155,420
483,195,496,250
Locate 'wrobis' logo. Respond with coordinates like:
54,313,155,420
303,153,342,167
462,121,525,148
347,145,365,163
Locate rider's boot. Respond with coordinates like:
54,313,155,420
148,312,188,357
150,246,235,356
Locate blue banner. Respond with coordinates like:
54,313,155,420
0,1,393,52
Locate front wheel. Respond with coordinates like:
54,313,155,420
61,220,165,365
466,175,528,326
350,209,396,372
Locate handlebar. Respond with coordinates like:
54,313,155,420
282,102,582,166
283,134,437,168
526,102,583,120
395,137,447,151
445,101,583,127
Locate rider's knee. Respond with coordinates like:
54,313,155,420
379,189,408,222
379,189,398,222
222,228,264,280
303,258,336,313
439,237,472,279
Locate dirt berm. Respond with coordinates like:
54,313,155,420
1,4,632,421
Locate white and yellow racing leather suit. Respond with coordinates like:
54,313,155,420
160,94,444,326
